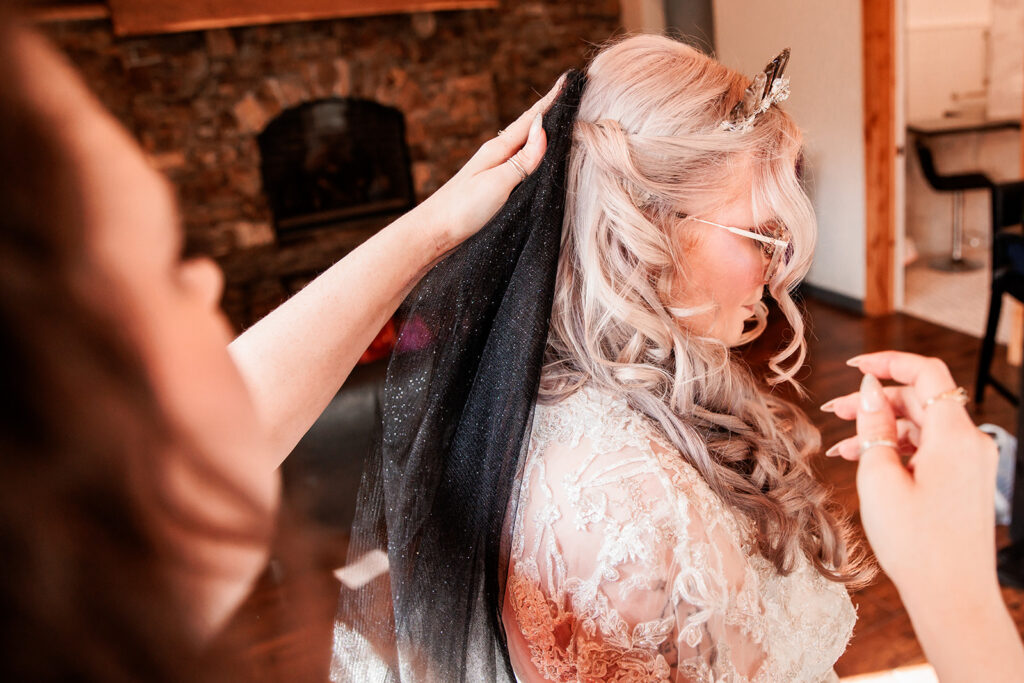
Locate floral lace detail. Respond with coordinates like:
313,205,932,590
508,569,673,682
505,387,856,682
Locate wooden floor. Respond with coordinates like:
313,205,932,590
223,296,1024,681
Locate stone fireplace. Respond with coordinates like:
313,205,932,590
41,1,621,330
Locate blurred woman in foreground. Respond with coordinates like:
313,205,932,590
0,16,1021,683
0,20,553,680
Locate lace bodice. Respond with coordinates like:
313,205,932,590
504,387,856,682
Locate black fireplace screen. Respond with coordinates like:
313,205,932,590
258,98,416,236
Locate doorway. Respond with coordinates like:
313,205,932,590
882,0,1021,348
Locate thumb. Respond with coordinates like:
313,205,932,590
855,372,913,495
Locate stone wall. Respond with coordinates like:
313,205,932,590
43,2,620,326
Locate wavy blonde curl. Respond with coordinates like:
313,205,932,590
540,35,875,587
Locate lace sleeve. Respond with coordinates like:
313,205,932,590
505,428,770,682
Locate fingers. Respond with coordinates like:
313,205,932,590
532,72,566,118
846,351,977,440
822,385,925,425
514,113,547,174
507,71,564,141
854,373,914,494
483,113,546,190
826,418,920,460
846,351,956,406
420,73,566,247
464,72,566,174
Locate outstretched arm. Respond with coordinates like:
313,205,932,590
228,80,561,469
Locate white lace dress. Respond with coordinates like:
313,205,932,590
503,387,856,682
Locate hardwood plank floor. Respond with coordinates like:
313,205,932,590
224,296,1024,681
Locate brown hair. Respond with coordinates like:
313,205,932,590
0,19,247,681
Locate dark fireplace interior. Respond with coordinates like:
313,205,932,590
258,98,415,239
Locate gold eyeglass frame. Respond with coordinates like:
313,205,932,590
675,212,792,281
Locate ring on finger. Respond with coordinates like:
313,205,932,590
507,153,528,181
858,438,899,457
923,386,969,409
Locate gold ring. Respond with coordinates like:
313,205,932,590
923,386,969,409
858,438,899,457
507,154,528,181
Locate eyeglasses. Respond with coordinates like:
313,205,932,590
676,212,794,281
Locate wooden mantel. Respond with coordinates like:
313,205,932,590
32,1,499,36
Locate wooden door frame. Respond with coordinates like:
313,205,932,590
862,0,897,315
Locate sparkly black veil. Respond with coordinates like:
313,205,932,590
331,71,587,682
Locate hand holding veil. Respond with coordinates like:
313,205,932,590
331,71,588,682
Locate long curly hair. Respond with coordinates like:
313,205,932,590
540,35,874,587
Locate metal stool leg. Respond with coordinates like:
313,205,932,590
932,190,983,271
953,191,965,261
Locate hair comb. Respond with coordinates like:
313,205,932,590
720,48,791,133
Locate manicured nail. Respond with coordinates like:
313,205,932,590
825,443,842,457
528,113,543,142
846,355,864,367
819,399,837,413
860,373,885,412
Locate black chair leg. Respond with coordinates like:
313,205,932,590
977,279,1005,405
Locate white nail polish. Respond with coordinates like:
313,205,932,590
860,373,885,412
528,113,543,141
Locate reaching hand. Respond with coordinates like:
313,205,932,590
819,351,1024,682
820,351,998,595
418,74,566,253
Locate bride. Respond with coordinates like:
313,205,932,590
501,35,872,682
335,34,873,682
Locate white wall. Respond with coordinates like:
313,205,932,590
906,0,990,27
905,27,988,120
903,0,1022,121
988,0,1023,119
714,0,867,301
903,0,1022,258
905,0,990,121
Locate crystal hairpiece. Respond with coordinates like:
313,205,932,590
720,48,791,133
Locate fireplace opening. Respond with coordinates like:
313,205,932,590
258,98,416,239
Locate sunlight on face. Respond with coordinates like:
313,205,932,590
671,167,772,347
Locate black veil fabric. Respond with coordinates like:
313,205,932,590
331,71,588,682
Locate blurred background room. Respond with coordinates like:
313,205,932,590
20,0,1024,680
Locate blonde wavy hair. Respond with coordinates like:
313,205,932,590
540,35,874,586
